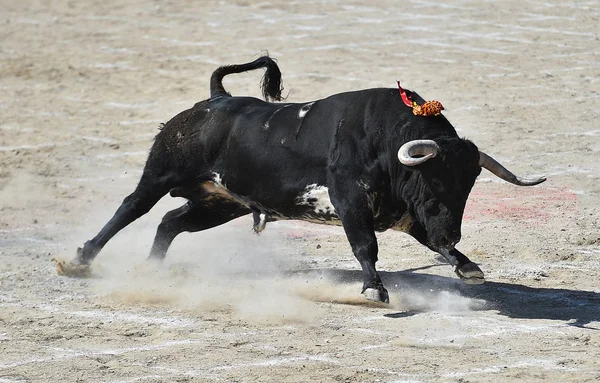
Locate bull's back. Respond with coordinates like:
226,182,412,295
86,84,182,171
206,97,340,198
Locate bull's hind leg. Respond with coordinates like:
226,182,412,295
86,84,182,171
148,197,250,261
75,173,173,266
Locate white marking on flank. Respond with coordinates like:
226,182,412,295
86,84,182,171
296,184,337,215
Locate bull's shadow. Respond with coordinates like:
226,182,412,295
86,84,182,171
291,266,600,329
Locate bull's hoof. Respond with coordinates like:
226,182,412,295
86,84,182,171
455,262,485,285
52,257,92,278
363,287,390,304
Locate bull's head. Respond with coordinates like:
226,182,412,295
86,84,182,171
397,138,545,252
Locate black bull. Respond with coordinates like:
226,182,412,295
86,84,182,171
73,56,545,303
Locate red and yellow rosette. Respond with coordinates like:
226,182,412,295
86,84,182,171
397,81,444,117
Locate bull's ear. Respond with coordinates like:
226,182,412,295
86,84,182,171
398,140,439,167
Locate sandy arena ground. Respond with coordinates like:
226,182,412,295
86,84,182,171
1,0,600,382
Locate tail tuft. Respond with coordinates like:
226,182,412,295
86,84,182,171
259,56,284,102
210,55,285,102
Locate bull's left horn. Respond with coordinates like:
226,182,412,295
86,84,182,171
479,151,546,186
398,140,439,166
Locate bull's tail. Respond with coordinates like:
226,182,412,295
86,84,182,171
209,55,284,102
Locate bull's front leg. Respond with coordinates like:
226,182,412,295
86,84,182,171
329,183,389,303
440,248,485,284
405,220,485,284
345,223,388,303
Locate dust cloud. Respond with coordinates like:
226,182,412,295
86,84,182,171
64,196,487,324
82,215,327,324
395,289,488,313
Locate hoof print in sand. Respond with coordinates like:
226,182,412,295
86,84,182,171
52,258,93,278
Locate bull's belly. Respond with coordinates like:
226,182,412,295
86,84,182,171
200,173,342,225
252,186,343,226
195,173,410,234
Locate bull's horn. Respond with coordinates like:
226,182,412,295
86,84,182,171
398,140,439,166
479,151,546,186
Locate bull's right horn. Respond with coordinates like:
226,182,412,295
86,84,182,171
479,151,546,186
398,140,439,166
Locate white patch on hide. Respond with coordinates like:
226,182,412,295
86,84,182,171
212,172,224,187
298,102,314,119
296,184,337,215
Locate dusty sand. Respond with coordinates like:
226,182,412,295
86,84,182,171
1,0,599,382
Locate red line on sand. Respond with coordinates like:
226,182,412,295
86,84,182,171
464,184,577,222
